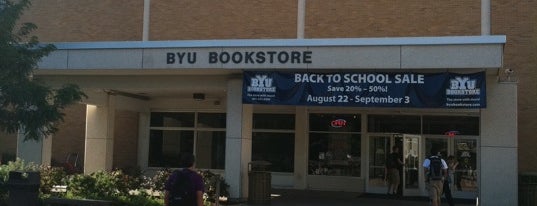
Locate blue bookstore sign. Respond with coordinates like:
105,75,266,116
242,71,486,108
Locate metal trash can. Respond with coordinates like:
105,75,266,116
519,172,537,206
248,161,272,204
7,171,40,206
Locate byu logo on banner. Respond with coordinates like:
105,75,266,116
447,76,480,95
247,75,276,93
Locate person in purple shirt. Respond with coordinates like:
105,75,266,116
164,154,205,206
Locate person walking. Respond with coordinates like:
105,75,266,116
385,146,403,196
164,153,205,206
423,149,448,206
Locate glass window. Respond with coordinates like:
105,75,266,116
148,130,194,167
454,139,478,192
150,112,195,127
423,116,479,135
368,115,420,134
196,131,226,169
149,112,226,169
198,113,226,128
253,114,295,130
252,113,295,173
309,113,361,177
309,114,360,132
252,132,295,172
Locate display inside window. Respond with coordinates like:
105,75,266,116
308,113,361,177
454,139,478,192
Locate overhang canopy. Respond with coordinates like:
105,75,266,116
38,35,505,70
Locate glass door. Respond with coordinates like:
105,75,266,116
368,134,423,195
367,134,403,194
402,134,422,196
368,135,391,194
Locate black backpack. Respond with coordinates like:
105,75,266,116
169,169,195,206
428,156,444,180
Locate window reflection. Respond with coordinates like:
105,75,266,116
148,112,226,169
252,113,295,173
454,139,478,192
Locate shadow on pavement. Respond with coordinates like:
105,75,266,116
230,189,476,206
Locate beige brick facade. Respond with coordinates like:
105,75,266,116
491,0,537,173
5,0,536,174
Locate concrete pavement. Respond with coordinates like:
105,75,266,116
232,189,477,206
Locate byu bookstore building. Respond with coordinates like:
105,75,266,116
2,1,535,205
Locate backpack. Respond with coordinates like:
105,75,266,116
169,169,195,206
428,156,444,180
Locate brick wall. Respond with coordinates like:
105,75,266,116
0,132,17,164
113,110,140,171
150,0,297,40
51,104,86,169
19,0,143,42
306,0,480,38
492,0,537,173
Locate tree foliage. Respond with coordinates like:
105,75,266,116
0,0,86,141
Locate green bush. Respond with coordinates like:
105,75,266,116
40,166,67,195
200,170,230,203
1,162,230,206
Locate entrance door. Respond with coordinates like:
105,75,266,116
368,134,424,196
401,134,422,196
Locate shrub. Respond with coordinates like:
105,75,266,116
39,166,67,195
200,170,230,203
0,158,40,205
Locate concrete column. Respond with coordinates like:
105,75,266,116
84,94,116,173
479,78,518,205
143,0,151,41
225,78,252,201
297,0,306,39
294,106,308,189
481,0,491,35
138,112,150,169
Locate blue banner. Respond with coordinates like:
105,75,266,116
242,71,486,108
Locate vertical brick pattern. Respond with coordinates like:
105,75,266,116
150,0,297,40
113,110,140,170
0,132,17,163
19,0,143,42
51,104,86,169
492,0,537,173
306,0,480,37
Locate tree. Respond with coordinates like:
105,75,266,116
0,0,86,141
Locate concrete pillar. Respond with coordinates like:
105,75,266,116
225,78,252,201
138,111,150,169
84,94,116,173
16,133,52,166
294,107,308,189
479,78,518,205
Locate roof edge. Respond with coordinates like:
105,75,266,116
50,35,507,50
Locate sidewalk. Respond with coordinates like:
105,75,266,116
233,189,477,206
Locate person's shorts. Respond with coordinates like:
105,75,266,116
387,169,400,185
428,180,444,201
